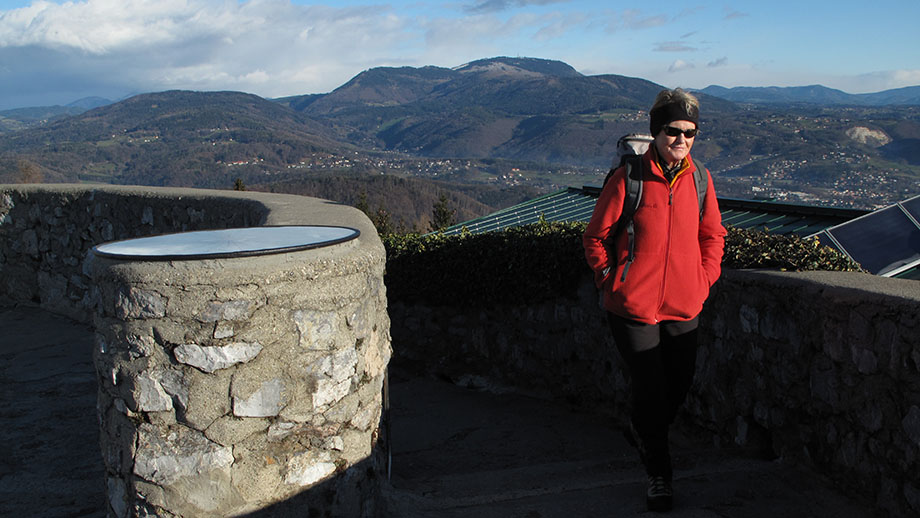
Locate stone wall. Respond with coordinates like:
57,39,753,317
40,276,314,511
92,238,390,517
0,184,391,518
388,269,920,517
699,270,920,518
0,185,268,321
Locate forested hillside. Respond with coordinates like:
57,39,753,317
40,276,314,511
251,173,541,233
0,90,341,187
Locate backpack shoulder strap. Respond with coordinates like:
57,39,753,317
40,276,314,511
622,154,643,219
691,157,708,218
602,167,615,187
619,154,643,281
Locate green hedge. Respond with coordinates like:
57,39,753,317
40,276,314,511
722,225,861,272
382,221,862,306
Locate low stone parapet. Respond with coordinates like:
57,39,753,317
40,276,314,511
0,185,268,320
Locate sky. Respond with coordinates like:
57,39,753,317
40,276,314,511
0,0,918,110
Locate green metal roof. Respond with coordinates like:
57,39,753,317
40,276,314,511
442,188,598,235
441,185,867,238
894,267,920,280
718,197,868,237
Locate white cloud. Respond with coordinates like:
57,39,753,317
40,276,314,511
421,10,570,54
890,70,920,87
422,14,511,51
0,0,212,53
654,41,696,52
0,0,913,109
0,0,428,106
833,69,920,94
668,59,694,73
723,8,748,20
465,0,570,14
622,9,668,30
0,0,595,108
605,9,669,32
533,12,587,41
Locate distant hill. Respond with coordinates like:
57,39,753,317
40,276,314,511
454,56,582,78
66,96,113,110
0,90,343,186
0,97,113,133
698,85,920,106
0,105,85,133
252,172,542,233
860,86,920,106
282,57,585,117
279,56,676,165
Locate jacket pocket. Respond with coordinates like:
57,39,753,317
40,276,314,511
659,252,709,319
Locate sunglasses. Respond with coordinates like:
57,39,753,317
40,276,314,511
662,126,698,138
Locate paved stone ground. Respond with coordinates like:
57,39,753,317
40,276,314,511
0,307,888,518
380,372,887,518
0,307,104,518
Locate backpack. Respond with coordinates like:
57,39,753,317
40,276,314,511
603,133,709,282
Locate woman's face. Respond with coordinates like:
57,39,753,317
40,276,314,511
654,119,696,167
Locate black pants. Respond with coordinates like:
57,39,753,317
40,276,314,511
608,313,699,480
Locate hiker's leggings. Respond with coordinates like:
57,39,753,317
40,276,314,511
607,313,699,479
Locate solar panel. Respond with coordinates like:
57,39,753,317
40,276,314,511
792,220,835,237
814,230,837,250
825,205,920,275
902,195,920,222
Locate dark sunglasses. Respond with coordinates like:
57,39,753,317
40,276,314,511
663,126,698,138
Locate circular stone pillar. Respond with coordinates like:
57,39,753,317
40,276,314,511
90,226,391,518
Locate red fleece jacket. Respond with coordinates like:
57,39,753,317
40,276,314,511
583,150,726,324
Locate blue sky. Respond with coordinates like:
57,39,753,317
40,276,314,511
0,0,917,110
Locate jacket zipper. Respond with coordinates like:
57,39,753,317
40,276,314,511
656,180,677,323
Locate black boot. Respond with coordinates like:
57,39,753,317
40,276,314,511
646,475,673,512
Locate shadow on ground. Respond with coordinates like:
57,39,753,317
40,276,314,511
0,307,103,518
0,307,886,518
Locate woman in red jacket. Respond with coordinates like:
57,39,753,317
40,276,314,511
583,88,726,512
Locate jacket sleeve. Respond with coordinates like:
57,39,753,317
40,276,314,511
698,167,726,286
583,167,626,288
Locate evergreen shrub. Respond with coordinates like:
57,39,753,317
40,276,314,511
722,225,861,273
383,221,862,306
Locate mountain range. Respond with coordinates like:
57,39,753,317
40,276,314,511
698,85,920,106
1,56,918,224
4,59,916,130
